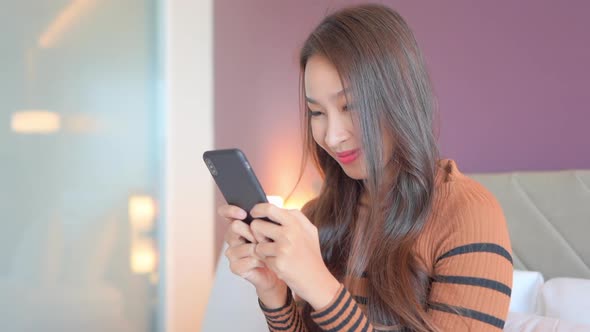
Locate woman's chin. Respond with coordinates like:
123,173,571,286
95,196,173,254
341,164,366,180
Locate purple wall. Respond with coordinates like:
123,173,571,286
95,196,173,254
214,0,590,250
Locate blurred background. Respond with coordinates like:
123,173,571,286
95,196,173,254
1,0,213,331
1,0,161,331
1,0,589,331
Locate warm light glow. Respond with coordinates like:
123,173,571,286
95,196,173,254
266,194,314,211
284,197,309,210
11,110,60,134
39,0,97,48
129,195,157,231
65,113,99,133
266,195,284,208
131,238,157,274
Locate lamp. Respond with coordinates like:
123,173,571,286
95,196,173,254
129,195,157,232
130,237,157,274
11,110,61,134
266,195,284,208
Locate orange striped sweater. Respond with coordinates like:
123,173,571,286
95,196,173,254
259,159,513,331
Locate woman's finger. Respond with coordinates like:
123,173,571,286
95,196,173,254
250,203,291,226
229,256,265,278
217,204,247,221
229,219,256,244
224,222,245,246
225,243,256,261
255,241,280,258
250,219,282,243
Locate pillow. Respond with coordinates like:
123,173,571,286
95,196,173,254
510,270,545,314
540,278,590,326
505,312,590,332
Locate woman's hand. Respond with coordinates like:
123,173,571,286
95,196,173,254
218,204,288,307
250,203,341,310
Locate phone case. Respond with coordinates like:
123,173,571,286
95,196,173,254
203,148,269,224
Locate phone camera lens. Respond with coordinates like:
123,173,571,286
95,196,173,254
205,158,218,176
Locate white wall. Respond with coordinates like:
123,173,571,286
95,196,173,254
163,0,214,331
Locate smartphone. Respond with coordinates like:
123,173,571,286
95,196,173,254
203,148,271,224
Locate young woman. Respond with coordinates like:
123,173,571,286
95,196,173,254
218,4,512,331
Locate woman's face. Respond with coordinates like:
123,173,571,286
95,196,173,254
305,55,394,180
305,55,363,179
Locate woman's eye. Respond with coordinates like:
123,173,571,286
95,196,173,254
308,110,323,117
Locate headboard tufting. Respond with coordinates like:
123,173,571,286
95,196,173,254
470,170,590,280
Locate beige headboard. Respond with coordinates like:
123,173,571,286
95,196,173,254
470,170,590,280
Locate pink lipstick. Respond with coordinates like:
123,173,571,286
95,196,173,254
336,149,360,164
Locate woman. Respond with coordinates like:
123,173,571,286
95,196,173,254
219,4,512,331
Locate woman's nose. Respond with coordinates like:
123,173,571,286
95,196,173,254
324,112,351,149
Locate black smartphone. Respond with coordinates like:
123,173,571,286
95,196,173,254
203,148,271,224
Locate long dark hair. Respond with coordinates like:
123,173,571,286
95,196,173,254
298,4,440,331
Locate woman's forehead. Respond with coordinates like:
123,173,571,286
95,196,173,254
304,56,343,95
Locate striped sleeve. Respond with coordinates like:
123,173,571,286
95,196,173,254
310,284,372,331
427,182,513,331
259,290,307,332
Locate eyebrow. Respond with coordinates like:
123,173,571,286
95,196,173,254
305,89,347,105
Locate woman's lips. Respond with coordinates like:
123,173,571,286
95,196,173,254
336,149,360,164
